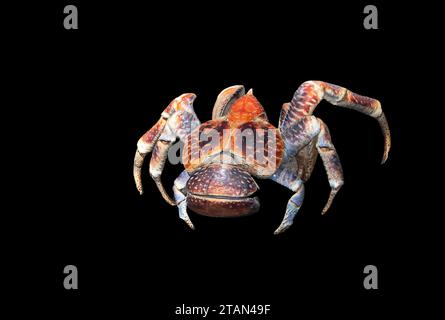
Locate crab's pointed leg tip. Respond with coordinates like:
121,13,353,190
321,202,331,215
186,221,195,230
381,154,389,165
164,195,177,206
273,225,287,235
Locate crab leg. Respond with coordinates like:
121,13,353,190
271,117,344,233
270,168,305,235
281,81,391,163
281,115,321,157
134,116,170,195
173,170,195,230
271,115,323,234
133,93,200,204
149,139,176,205
134,96,183,195
316,119,344,214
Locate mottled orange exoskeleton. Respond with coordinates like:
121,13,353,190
134,82,390,234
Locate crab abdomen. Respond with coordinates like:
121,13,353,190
187,163,258,197
186,164,260,217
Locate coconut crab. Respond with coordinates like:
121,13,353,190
134,81,391,234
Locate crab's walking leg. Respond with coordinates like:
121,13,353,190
133,93,200,205
282,115,321,156
134,116,170,195
281,81,391,163
271,116,322,234
270,168,305,235
173,170,195,230
149,139,176,205
316,119,344,214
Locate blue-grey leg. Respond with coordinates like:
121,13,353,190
271,115,321,234
270,167,305,234
173,170,195,230
316,119,344,214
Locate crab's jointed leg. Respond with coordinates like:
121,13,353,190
280,81,391,163
270,167,305,234
273,81,388,234
271,115,321,234
134,116,171,195
281,115,322,156
133,93,200,205
316,119,344,214
149,139,176,205
173,170,195,230
272,115,345,233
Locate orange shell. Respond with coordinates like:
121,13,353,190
227,93,268,126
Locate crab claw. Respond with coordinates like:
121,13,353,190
212,85,245,119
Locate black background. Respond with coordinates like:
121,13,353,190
40,0,429,318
